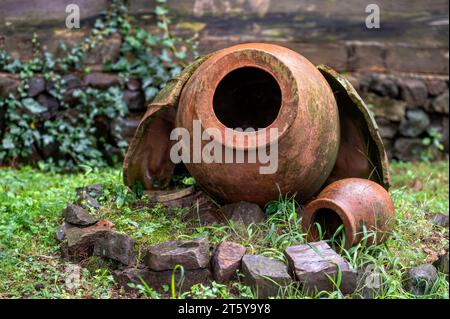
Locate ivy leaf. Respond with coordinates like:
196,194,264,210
2,136,15,149
21,98,46,114
155,6,169,16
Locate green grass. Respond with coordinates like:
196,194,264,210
0,161,448,299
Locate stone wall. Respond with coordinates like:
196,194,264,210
1,0,449,161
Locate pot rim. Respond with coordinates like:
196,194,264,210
302,198,357,249
194,46,299,151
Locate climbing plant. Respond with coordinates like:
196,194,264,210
0,0,197,170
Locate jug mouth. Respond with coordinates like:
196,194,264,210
194,48,299,151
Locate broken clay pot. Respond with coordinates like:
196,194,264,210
302,178,395,248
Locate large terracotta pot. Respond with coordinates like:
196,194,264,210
302,178,395,248
176,43,340,205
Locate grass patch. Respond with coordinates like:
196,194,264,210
0,161,448,298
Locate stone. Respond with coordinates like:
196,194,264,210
398,109,430,137
369,74,399,98
76,184,103,199
64,220,114,261
93,232,136,265
219,201,266,226
425,79,447,97
76,187,101,210
365,94,406,122
63,204,97,226
126,78,141,91
376,118,398,139
84,33,122,66
27,76,46,97
55,222,76,241
284,241,358,294
430,90,449,114
116,115,141,143
84,72,122,89
123,90,145,113
36,94,59,120
212,241,246,283
114,266,211,293
144,237,210,271
433,251,449,275
400,79,428,108
62,74,84,105
241,255,292,298
0,73,19,97
393,138,425,161
428,213,449,228
404,264,438,295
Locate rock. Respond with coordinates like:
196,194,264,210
84,34,122,66
144,237,210,271
123,90,145,112
376,118,398,139
114,266,211,293
0,73,20,97
400,79,428,108
62,74,84,105
241,255,292,298
428,213,449,228
126,78,141,91
75,186,101,210
219,201,266,226
76,184,103,199
55,222,76,241
84,72,122,89
404,264,438,295
369,74,399,98
430,90,449,114
63,204,97,226
399,109,430,137
64,220,114,261
393,138,425,161
27,76,45,97
433,251,449,275
284,241,357,294
36,94,59,120
212,241,246,283
93,232,136,265
116,115,141,143
425,79,447,97
365,94,406,122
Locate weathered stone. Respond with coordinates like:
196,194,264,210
62,74,84,105
76,184,103,199
36,94,59,120
241,255,292,298
219,201,266,226
63,204,97,226
117,115,142,143
76,190,101,210
27,76,45,97
55,222,76,241
64,220,114,261
284,241,357,294
212,241,246,283
369,74,399,98
84,33,122,66
376,118,398,139
428,213,449,228
425,79,448,97
400,79,428,108
144,237,210,271
123,89,145,112
433,251,449,275
430,90,449,114
84,72,122,89
365,94,406,122
126,78,141,91
404,264,438,295
0,73,19,97
114,266,211,293
393,138,425,161
399,109,430,137
93,232,136,265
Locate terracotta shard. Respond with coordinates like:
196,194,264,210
317,65,390,189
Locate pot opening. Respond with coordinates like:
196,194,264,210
212,67,282,130
310,208,346,241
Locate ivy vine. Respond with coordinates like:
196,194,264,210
0,0,197,170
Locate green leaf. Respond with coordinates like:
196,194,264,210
21,98,46,114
